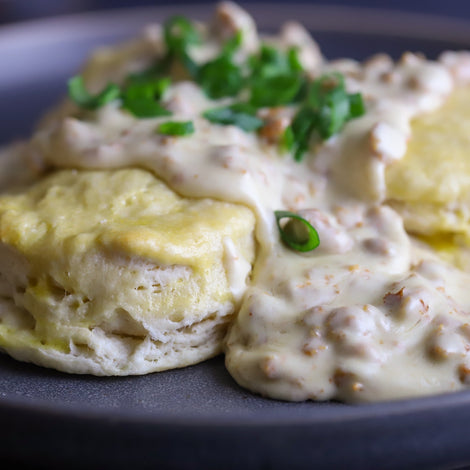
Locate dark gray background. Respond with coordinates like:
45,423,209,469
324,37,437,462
1,0,470,23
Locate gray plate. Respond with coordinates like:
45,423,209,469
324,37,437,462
1,4,470,469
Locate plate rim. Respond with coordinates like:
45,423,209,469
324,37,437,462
1,354,470,426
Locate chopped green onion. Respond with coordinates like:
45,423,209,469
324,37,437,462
164,15,201,55
203,103,263,132
275,210,320,252
121,77,171,118
122,100,172,118
250,44,303,80
316,87,351,139
179,51,200,79
280,125,295,153
251,45,285,78
287,47,303,72
250,73,305,107
286,73,366,161
163,16,201,78
68,76,120,110
307,72,344,108
348,92,365,118
221,30,243,56
123,77,171,101
157,120,195,136
308,73,349,139
196,32,244,99
289,106,318,161
247,44,306,108
197,56,244,99
68,20,366,145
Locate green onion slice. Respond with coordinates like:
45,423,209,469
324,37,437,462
68,76,120,110
316,88,351,140
197,56,244,99
196,32,244,99
285,73,366,161
157,120,195,136
289,106,318,162
164,15,201,54
121,77,172,118
123,100,172,118
348,92,365,118
203,103,263,132
250,73,305,108
251,45,301,78
123,77,171,101
287,47,303,72
248,45,307,108
163,15,201,78
280,125,295,153
275,210,320,252
221,30,243,56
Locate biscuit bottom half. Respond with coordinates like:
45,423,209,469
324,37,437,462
0,168,255,375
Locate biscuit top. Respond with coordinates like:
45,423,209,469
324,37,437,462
0,168,255,272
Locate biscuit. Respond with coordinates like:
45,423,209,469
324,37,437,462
0,168,255,375
386,86,470,243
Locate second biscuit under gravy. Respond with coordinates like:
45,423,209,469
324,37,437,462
386,86,470,242
0,168,256,375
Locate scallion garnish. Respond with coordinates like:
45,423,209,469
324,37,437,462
287,106,318,161
251,45,301,78
309,73,365,138
68,76,120,110
287,47,303,72
280,125,295,153
163,15,201,78
203,103,263,132
67,13,366,149
247,45,306,108
274,210,320,252
123,77,171,100
163,15,201,55
221,30,243,56
197,56,244,99
157,120,195,136
196,31,244,99
250,74,305,108
122,100,172,118
121,77,172,118
348,92,366,118
285,73,366,161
